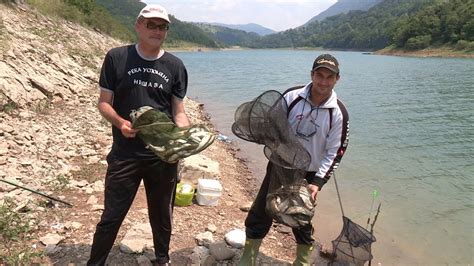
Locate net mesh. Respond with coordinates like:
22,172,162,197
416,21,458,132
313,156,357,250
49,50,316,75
265,170,316,228
232,90,315,228
330,216,376,265
232,90,310,169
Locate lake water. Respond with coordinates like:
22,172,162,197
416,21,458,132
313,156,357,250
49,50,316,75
176,50,474,265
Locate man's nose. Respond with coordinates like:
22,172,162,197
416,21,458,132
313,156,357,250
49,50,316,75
320,78,329,86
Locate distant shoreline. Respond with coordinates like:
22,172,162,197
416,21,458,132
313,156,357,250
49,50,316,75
165,46,245,53
166,46,473,59
374,47,474,59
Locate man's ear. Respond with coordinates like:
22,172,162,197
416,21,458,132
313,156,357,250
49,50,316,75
135,17,143,32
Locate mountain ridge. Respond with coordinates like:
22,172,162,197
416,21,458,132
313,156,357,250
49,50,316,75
304,0,384,25
207,22,276,36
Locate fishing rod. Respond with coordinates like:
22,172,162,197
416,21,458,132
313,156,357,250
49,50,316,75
366,189,381,266
366,189,379,229
368,203,382,266
0,179,73,207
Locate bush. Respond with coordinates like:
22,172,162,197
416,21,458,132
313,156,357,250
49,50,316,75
0,100,18,114
26,0,134,41
0,198,40,264
455,40,474,51
405,34,431,50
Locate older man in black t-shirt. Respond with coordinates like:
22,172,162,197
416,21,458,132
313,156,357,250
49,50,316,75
88,4,190,266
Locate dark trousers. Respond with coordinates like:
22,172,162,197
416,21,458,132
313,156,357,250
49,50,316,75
245,162,315,245
88,158,178,265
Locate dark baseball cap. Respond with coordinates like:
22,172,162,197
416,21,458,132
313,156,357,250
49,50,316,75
312,54,339,74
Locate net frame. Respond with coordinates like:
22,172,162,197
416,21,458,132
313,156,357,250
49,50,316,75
330,216,376,265
232,90,311,170
232,90,315,228
328,173,378,266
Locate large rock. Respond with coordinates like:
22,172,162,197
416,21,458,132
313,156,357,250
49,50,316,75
208,241,236,261
179,154,220,186
190,246,210,265
0,75,46,107
120,223,154,253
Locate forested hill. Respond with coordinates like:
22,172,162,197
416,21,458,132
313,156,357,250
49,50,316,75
249,0,474,52
193,23,261,47
5,0,473,53
95,0,221,48
7,0,221,48
207,22,276,36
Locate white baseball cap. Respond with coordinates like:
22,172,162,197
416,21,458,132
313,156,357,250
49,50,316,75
137,4,170,23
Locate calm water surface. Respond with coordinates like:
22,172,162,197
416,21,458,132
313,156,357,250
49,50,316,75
176,50,474,265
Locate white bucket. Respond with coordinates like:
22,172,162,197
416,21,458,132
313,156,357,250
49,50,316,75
196,178,222,206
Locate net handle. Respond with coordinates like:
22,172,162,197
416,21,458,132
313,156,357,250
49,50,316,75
333,173,345,217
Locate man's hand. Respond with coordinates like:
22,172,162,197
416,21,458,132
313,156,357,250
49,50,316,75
308,184,320,201
172,96,191,128
120,120,138,138
98,90,138,138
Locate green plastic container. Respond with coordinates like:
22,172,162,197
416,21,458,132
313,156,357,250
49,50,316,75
175,183,195,207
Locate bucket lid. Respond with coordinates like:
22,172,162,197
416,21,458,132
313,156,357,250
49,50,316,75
197,179,222,191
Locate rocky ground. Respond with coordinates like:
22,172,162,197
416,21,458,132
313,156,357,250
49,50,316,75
0,96,307,265
1,98,305,265
0,3,334,265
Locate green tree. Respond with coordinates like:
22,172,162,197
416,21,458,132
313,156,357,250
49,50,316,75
251,0,438,50
463,18,474,41
405,34,431,50
64,0,94,14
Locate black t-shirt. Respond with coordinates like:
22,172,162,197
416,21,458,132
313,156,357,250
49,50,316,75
99,44,188,159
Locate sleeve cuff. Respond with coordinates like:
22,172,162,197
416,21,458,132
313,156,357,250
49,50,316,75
307,175,327,190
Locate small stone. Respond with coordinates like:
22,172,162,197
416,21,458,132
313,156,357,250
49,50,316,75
91,205,104,211
224,229,246,248
39,233,63,245
195,231,214,247
206,224,217,233
239,202,252,212
86,195,98,205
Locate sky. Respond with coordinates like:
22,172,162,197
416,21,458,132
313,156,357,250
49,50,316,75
141,0,338,32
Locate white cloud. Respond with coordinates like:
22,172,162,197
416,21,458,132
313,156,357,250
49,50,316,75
208,0,238,11
141,0,336,31
255,0,318,4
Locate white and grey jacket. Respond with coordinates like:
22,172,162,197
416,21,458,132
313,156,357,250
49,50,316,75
283,82,349,189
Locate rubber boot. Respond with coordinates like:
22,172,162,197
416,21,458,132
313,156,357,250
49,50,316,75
293,244,314,266
238,238,263,266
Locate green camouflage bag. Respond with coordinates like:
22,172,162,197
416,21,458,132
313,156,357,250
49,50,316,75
130,106,215,162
